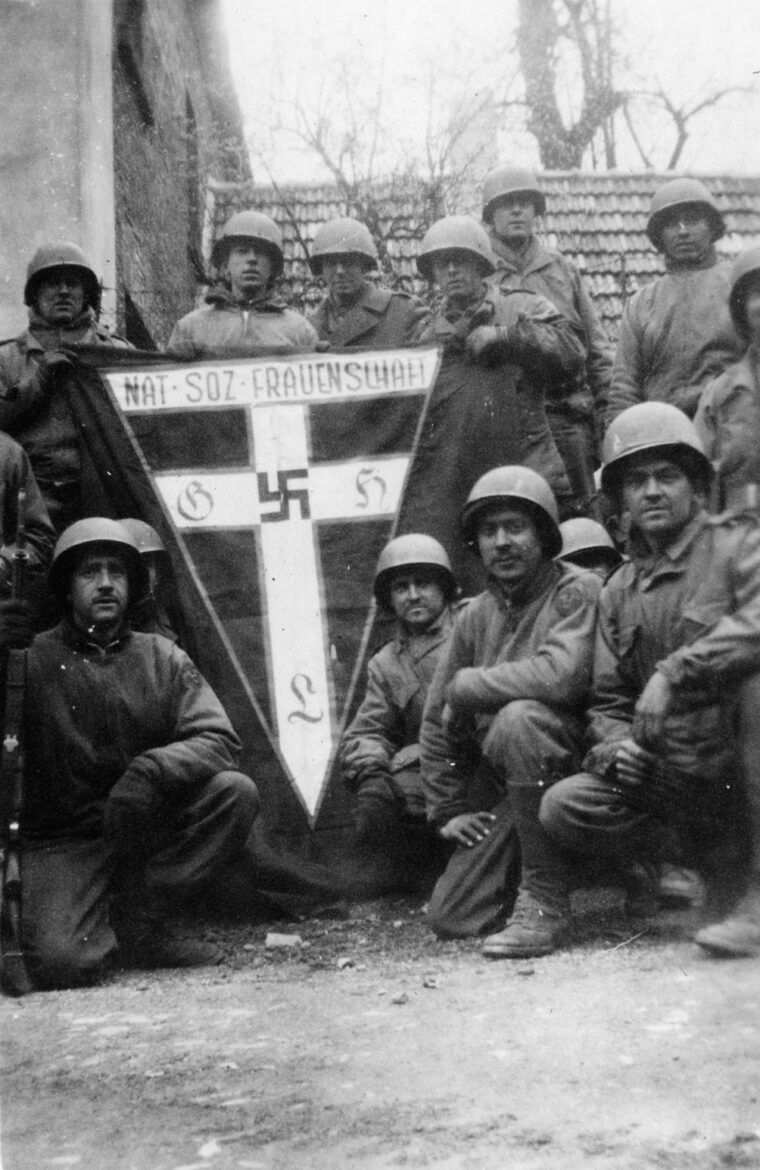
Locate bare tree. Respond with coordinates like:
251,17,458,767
515,0,623,168
514,0,749,171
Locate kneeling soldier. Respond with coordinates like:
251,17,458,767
542,404,760,956
16,518,259,988
421,467,601,956
340,534,457,892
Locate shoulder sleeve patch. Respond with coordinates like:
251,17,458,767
554,580,594,617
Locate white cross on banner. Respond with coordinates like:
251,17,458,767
104,348,440,821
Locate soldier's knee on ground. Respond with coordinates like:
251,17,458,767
210,771,260,830
27,938,112,991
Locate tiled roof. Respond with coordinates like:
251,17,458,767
207,172,760,336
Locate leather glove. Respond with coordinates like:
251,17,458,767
103,765,161,856
466,325,510,365
0,598,36,648
36,350,75,388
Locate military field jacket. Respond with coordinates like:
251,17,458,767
340,610,454,789
585,510,760,780
695,347,760,511
609,253,742,424
24,621,242,839
489,234,613,428
421,563,601,827
308,282,430,349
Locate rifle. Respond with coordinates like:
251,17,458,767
0,487,33,995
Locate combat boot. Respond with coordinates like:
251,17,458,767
111,891,221,970
481,887,571,958
694,884,760,957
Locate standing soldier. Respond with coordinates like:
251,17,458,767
168,211,318,359
0,242,131,534
406,215,584,594
308,217,429,348
482,165,612,515
609,178,743,424
421,467,601,956
695,246,760,512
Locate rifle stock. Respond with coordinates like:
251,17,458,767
0,486,32,994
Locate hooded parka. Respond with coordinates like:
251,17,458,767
167,284,318,359
608,251,742,425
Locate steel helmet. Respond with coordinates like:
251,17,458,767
120,517,166,556
24,241,101,312
646,178,725,252
49,517,147,601
460,466,561,557
601,403,712,495
728,246,760,339
557,518,621,568
417,216,496,279
482,166,546,222
211,210,284,277
308,217,379,275
373,533,456,611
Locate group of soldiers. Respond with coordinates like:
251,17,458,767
2,164,760,991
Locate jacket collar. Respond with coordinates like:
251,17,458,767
22,306,99,352
663,247,718,274
392,605,453,654
204,282,287,313
488,558,561,612
58,615,133,655
488,233,550,277
316,282,394,338
630,509,708,580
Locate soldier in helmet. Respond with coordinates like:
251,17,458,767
556,517,622,578
406,216,585,593
421,467,601,954
307,216,429,349
608,179,743,425
17,518,260,988
541,403,760,958
120,518,180,642
695,247,760,512
482,165,613,516
339,534,457,893
0,242,132,534
168,210,318,359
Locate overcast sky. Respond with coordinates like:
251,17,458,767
222,0,760,182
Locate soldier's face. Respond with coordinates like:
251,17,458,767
659,207,714,267
35,270,86,326
224,243,273,301
490,195,538,244
322,255,367,306
68,546,130,640
388,571,446,632
622,456,698,547
476,505,545,589
432,251,484,303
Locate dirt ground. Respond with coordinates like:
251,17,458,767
2,889,760,1170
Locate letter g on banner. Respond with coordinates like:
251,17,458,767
177,480,214,522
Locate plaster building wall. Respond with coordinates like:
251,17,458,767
0,0,115,339
0,0,248,346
